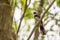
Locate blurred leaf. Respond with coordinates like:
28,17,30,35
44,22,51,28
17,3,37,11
33,1,38,8
54,12,57,16
27,25,30,32
24,8,33,21
43,14,48,21
56,0,60,7
11,0,16,10
41,35,45,40
49,0,53,3
43,12,49,21
50,25,54,31
50,15,54,19
15,21,18,32
55,19,58,25
23,17,28,23
44,0,48,7
21,0,27,11
46,30,49,33
50,13,57,19
19,0,23,5
58,20,60,27
55,19,60,27
37,7,43,12
30,8,37,11
13,21,18,32
58,24,60,26
44,20,50,26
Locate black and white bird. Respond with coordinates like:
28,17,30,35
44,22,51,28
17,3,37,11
33,12,40,21
33,12,46,35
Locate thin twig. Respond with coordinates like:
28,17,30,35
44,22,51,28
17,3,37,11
17,0,31,34
27,0,55,40
17,0,27,33
41,0,55,19
27,0,31,6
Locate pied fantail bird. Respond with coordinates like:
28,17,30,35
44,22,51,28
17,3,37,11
33,12,46,35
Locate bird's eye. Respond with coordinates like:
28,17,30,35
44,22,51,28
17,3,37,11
33,12,36,14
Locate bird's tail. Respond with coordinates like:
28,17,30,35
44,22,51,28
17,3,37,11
40,20,46,35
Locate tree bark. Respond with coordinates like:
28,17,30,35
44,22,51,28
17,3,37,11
0,0,16,40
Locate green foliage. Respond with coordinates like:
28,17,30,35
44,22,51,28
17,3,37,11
43,12,49,21
57,23,60,27
55,19,58,25
50,25,54,31
55,19,60,27
19,0,23,5
20,0,27,11
44,0,48,7
33,1,38,8
56,0,60,7
12,21,18,32
44,20,50,26
51,13,57,19
24,8,33,21
41,35,45,40
33,1,39,11
11,0,16,9
27,25,30,32
37,7,43,12
46,30,49,33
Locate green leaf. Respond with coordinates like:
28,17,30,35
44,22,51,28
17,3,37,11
55,19,60,27
41,35,45,40
33,1,38,8
50,25,54,31
37,7,43,12
44,20,50,26
15,21,18,32
55,19,58,25
19,0,23,5
12,21,18,32
24,8,33,20
27,25,30,32
20,0,27,11
11,0,16,10
43,12,49,21
58,24,60,27
56,0,60,7
46,30,49,33
44,0,48,7
57,20,60,27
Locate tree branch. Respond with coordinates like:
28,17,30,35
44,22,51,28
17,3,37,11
33,0,44,40
41,0,55,19
17,0,31,34
27,0,55,40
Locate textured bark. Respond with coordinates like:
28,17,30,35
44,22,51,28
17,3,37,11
0,0,16,40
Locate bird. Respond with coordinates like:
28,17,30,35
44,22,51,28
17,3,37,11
33,12,46,35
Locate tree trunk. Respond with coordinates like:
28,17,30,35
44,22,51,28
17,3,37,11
0,0,16,40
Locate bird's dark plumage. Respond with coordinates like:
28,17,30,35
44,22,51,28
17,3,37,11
33,12,46,35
